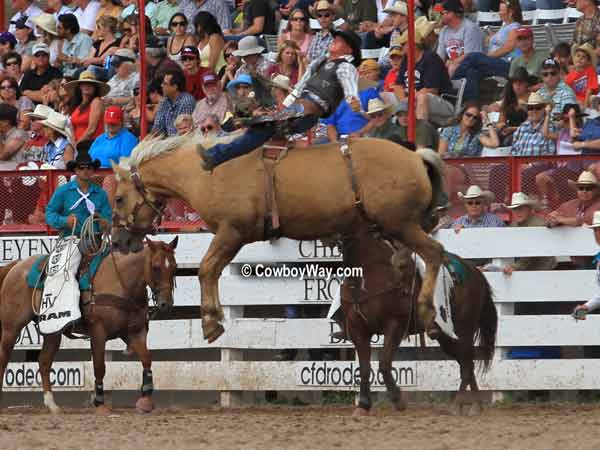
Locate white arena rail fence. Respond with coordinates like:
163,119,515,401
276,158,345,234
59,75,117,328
2,227,600,405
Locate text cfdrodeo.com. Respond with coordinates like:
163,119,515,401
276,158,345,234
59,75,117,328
240,263,362,280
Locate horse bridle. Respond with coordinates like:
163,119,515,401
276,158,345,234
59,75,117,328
113,165,166,235
145,246,177,319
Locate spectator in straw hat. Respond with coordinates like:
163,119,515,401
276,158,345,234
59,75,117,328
89,105,138,168
233,35,269,79
361,98,403,143
32,14,61,67
547,171,600,228
306,0,339,61
494,192,557,275
566,43,598,108
511,92,557,156
40,110,75,169
573,212,600,319
270,74,292,110
450,185,505,233
364,0,407,54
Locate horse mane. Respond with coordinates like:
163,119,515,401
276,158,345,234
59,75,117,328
119,129,245,171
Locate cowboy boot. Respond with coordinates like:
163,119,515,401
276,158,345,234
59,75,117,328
197,144,217,171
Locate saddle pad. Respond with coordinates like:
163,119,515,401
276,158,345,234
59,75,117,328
38,237,82,335
414,254,458,340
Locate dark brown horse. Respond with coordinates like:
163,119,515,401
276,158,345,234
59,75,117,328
338,233,498,416
0,237,178,415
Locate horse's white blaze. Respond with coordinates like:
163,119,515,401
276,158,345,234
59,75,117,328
43,391,61,414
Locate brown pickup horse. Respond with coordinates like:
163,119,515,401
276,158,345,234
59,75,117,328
0,237,178,415
110,134,446,344
338,234,497,416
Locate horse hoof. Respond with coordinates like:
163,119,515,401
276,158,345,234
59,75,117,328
352,407,371,417
95,404,112,416
136,396,154,414
204,323,225,343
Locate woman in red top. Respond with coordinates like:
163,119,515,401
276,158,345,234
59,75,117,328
65,71,109,154
266,40,303,87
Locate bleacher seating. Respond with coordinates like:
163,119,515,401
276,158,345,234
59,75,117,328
441,78,467,116
546,22,577,47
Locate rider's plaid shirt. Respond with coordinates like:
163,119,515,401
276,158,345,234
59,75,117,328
307,29,334,61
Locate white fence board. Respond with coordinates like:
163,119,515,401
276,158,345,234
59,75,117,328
15,316,600,351
8,360,600,392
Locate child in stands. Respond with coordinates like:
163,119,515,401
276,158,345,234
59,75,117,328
566,43,598,109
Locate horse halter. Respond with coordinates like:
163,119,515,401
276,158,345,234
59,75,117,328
113,165,166,235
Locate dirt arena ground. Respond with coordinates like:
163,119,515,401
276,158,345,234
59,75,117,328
1,402,598,450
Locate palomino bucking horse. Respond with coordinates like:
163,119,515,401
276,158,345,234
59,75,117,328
0,237,178,415
337,231,497,416
110,133,445,343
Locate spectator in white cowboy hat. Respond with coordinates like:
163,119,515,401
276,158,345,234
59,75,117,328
494,192,557,276
306,0,339,62
233,36,270,79
547,171,600,228
20,43,63,105
32,14,61,68
40,110,75,169
105,48,139,107
450,185,505,233
270,74,292,110
360,98,401,142
511,92,557,156
573,212,600,320
363,0,407,59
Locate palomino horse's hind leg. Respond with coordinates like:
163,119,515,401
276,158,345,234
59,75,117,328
351,329,373,417
198,228,244,343
90,329,111,416
39,333,62,414
0,326,18,408
127,329,154,414
394,223,443,339
381,320,407,412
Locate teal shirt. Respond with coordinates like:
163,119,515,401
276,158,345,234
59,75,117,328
45,179,112,237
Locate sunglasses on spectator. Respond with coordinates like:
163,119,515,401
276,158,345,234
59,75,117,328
578,186,596,192
317,12,332,18
464,112,478,119
182,56,197,62
5,60,18,66
370,111,385,118
224,53,234,58
542,71,558,77
527,105,544,111
171,21,187,27
201,125,214,133
34,52,48,57
466,201,482,206
291,16,306,21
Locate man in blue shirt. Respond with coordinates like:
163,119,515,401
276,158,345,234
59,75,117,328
89,106,139,168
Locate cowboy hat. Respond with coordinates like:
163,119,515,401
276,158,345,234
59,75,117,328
457,185,495,201
270,74,291,92
331,29,362,66
66,153,101,172
568,171,600,190
32,13,58,36
506,192,539,209
226,73,253,90
64,70,111,97
232,36,264,57
384,0,408,15
525,92,548,106
309,0,341,19
40,111,74,142
415,16,439,37
572,42,597,70
398,29,425,45
586,210,600,228
25,104,55,120
365,98,391,115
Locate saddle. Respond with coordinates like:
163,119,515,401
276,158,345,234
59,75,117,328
261,138,292,240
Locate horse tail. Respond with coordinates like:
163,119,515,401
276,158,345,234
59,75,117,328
475,270,498,373
416,148,445,225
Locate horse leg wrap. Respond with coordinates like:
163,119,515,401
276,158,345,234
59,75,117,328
93,383,105,406
141,369,154,397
